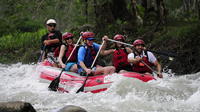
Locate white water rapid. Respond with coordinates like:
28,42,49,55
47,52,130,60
0,63,200,112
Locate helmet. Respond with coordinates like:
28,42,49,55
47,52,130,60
133,39,145,46
46,19,56,25
81,32,95,40
113,34,125,41
62,32,74,40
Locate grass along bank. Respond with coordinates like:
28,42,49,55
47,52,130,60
0,29,46,64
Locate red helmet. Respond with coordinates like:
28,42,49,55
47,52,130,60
133,39,145,46
62,32,74,40
81,32,95,40
113,34,125,41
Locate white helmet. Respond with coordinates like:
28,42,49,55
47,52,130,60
46,19,56,25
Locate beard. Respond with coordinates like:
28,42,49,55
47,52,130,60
136,48,143,54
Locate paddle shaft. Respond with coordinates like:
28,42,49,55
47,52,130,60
38,46,46,62
91,40,105,68
107,39,175,60
57,69,64,81
108,39,133,47
66,36,82,62
76,40,105,93
141,60,159,74
48,36,82,91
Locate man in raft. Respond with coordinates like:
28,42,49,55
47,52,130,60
128,39,163,78
77,32,116,76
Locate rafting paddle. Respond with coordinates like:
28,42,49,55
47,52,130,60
76,40,105,93
48,36,82,91
107,39,176,60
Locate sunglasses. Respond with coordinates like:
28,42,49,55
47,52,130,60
65,37,73,40
47,24,56,27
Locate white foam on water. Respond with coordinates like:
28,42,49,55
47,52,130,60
0,63,200,112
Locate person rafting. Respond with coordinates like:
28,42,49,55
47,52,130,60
111,34,133,73
58,32,78,72
77,32,116,76
40,19,62,67
128,39,163,78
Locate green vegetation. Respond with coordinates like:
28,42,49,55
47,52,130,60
0,29,46,63
0,0,200,74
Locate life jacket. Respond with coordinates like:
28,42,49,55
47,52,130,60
79,44,98,68
46,31,62,55
53,46,60,57
63,44,78,62
132,51,154,73
112,48,132,72
87,46,96,60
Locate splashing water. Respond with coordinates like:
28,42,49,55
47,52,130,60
0,63,200,112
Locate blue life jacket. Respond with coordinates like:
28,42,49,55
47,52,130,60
77,43,100,73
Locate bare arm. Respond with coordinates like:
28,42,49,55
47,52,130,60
58,45,66,68
101,49,115,55
79,61,92,75
100,35,115,55
125,47,133,53
154,61,163,78
44,38,60,46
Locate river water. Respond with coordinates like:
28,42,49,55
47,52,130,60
0,63,200,112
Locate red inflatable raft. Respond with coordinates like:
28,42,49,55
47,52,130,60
37,60,155,93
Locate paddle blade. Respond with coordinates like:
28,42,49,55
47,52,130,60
76,85,84,93
48,69,64,91
76,74,89,93
48,77,60,91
